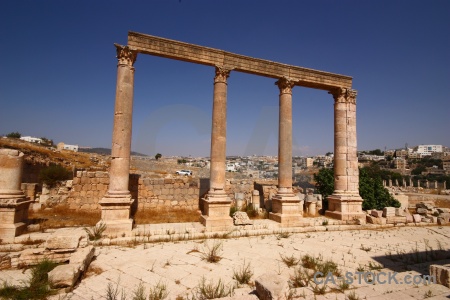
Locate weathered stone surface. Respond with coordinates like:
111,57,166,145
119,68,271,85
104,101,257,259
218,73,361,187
440,213,450,222
48,264,80,288
255,273,289,300
382,207,396,217
412,214,421,223
70,245,95,273
430,264,450,288
45,228,88,251
371,210,383,218
233,211,253,225
386,216,407,224
437,217,448,225
416,208,428,214
405,214,413,223
395,208,406,216
438,208,450,214
18,248,71,266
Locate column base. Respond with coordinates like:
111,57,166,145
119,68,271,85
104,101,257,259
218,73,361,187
269,193,302,227
200,193,233,231
99,193,134,236
325,193,365,221
0,196,31,242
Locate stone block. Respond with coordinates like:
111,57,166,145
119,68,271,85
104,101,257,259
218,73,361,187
395,208,406,216
70,245,95,272
255,273,289,300
386,216,407,224
439,213,450,222
412,214,421,223
421,217,431,223
416,208,428,214
45,228,88,251
429,264,450,288
405,214,413,223
437,218,448,225
438,208,450,214
233,211,253,225
48,264,80,288
382,207,396,217
371,210,383,218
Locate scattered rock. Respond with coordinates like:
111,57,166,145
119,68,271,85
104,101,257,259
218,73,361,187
233,211,253,225
430,264,450,288
255,273,289,300
371,210,383,218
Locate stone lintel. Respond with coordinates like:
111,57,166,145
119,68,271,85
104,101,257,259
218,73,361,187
127,31,352,91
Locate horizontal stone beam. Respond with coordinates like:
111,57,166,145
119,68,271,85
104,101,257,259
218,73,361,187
127,31,352,91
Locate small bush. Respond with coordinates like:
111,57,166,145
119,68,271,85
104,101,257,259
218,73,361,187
84,222,107,241
0,259,58,300
39,164,71,186
233,261,253,285
132,282,147,300
148,281,168,300
280,254,300,268
201,241,223,263
192,277,233,300
6,132,21,138
276,231,291,239
289,267,312,288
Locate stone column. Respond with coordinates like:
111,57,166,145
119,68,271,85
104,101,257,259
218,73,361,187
0,149,31,242
326,88,364,221
269,78,302,226
201,67,233,230
99,44,137,235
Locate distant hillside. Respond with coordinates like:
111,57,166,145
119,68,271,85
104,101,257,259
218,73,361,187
79,147,148,157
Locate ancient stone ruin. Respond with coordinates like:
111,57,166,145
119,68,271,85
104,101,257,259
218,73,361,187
98,31,364,233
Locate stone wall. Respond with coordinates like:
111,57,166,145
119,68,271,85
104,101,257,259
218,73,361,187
65,171,200,211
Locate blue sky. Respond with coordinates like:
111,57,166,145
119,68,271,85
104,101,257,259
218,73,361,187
1,1,449,157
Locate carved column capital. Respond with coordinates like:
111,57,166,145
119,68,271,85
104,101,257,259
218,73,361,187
275,77,295,95
330,88,357,104
115,44,137,67
214,67,231,83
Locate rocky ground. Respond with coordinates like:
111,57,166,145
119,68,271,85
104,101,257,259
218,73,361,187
1,224,449,299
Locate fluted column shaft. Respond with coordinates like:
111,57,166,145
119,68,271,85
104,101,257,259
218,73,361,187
107,45,137,196
209,67,230,194
332,88,359,195
276,78,295,194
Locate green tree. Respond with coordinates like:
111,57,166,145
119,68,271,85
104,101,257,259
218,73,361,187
6,132,21,138
39,165,71,186
314,168,334,201
155,153,162,160
314,167,400,211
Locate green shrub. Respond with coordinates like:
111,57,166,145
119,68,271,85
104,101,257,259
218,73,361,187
6,132,21,138
0,259,58,299
39,164,71,186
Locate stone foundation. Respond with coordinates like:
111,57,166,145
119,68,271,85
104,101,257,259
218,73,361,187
326,194,365,221
200,194,233,231
0,149,31,242
269,194,302,227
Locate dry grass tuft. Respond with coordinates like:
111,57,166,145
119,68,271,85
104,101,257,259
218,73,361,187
29,205,100,229
134,207,200,224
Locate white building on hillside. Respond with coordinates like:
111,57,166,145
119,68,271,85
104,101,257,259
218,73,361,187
416,145,443,156
57,142,79,152
20,136,43,143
